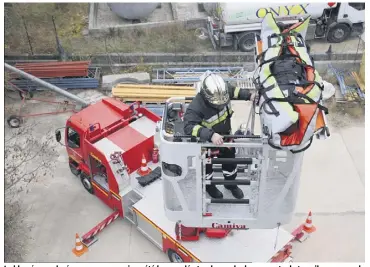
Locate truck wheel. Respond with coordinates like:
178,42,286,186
7,115,22,128
69,162,81,177
327,24,351,43
168,249,184,263
238,32,257,52
80,173,94,194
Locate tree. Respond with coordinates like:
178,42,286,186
4,117,58,262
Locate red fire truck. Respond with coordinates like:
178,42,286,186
55,96,314,263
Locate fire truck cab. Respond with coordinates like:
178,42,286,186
56,97,161,215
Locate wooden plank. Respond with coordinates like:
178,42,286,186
112,83,196,100
112,93,194,98
112,89,195,95
112,85,196,99
113,86,194,91
112,87,195,93
114,97,193,103
112,92,195,98
113,84,194,90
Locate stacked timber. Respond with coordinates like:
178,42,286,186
112,84,196,103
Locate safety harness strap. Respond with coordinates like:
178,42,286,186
261,95,328,114
268,136,314,154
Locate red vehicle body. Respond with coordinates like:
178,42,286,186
62,98,160,215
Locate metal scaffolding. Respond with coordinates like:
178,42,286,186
152,66,256,89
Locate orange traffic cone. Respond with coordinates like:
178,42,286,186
303,211,316,234
137,154,151,176
72,233,88,257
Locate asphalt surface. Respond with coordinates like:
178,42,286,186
5,90,365,263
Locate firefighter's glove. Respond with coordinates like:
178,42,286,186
211,133,224,145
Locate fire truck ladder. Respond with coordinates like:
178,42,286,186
152,67,256,88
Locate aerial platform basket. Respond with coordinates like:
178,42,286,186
158,96,309,229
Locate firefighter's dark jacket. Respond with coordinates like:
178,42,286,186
184,85,251,142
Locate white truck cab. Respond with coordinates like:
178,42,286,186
206,2,365,52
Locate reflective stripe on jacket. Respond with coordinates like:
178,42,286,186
184,85,251,142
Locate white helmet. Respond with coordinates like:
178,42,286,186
199,71,229,107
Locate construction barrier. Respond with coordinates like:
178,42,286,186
112,84,196,103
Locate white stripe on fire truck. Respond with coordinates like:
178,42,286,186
128,116,157,138
93,138,124,162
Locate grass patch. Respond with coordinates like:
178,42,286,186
5,3,212,55
63,24,212,55
5,3,89,54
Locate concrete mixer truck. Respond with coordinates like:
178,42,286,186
205,2,365,52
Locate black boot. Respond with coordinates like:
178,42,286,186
225,186,244,199
206,185,223,199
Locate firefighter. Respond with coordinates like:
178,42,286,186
183,72,255,199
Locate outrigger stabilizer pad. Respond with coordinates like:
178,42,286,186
136,166,161,187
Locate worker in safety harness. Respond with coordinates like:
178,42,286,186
183,72,255,199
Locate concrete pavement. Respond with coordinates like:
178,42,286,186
232,101,365,262
7,93,364,262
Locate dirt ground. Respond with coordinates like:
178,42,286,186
3,88,365,262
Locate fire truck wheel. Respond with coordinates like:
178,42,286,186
69,162,81,176
7,115,22,128
168,249,184,263
80,173,94,194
